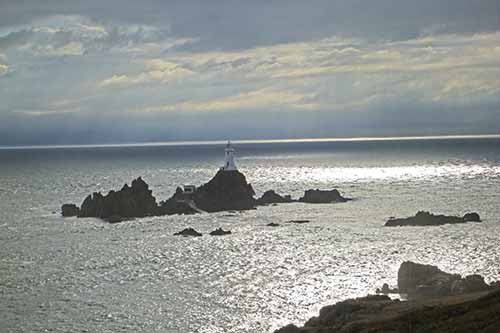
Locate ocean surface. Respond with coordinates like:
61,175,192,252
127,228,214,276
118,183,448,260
1,136,500,332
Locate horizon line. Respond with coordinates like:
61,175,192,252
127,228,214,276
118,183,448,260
1,133,500,150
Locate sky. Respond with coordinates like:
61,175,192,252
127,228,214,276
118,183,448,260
0,0,499,145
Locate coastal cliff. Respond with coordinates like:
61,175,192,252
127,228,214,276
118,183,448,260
275,261,500,333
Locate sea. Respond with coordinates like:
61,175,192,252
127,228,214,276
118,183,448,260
1,136,500,332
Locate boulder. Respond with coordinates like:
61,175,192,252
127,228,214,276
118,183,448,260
463,212,481,222
173,228,202,237
385,211,482,227
61,203,79,217
209,228,232,236
376,283,398,294
257,190,294,204
398,261,491,297
298,189,348,203
78,177,158,218
398,261,460,295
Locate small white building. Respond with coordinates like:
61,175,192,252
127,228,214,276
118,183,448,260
183,185,196,194
221,140,237,171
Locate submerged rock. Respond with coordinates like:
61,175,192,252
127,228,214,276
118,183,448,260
257,190,294,204
287,220,310,224
61,203,79,217
209,228,232,236
299,189,348,203
385,211,482,227
173,228,202,237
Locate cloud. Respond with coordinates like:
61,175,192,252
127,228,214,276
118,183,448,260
99,59,193,87
0,63,8,76
138,88,319,113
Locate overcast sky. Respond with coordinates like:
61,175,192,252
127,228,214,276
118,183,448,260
0,0,499,145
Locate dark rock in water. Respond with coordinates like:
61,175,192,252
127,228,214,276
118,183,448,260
463,212,481,222
275,288,500,333
266,222,280,227
398,261,491,297
257,190,294,204
191,170,257,212
376,283,398,294
61,203,79,217
298,189,348,203
287,220,310,224
173,228,202,237
78,177,158,218
209,228,231,236
385,211,482,227
104,215,124,223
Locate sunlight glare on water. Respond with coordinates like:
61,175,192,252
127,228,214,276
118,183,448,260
0,138,499,332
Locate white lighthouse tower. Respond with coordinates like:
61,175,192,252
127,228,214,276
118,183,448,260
221,140,237,171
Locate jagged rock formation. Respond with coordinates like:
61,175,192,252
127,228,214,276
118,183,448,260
299,189,348,203
63,170,351,220
173,228,202,237
398,261,491,297
257,190,294,204
209,228,231,236
274,290,500,333
385,211,482,227
190,170,256,212
61,204,79,217
77,177,158,219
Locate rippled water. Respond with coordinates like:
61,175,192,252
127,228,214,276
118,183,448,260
1,138,500,332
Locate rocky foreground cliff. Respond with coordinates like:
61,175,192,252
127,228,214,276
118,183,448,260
276,261,500,333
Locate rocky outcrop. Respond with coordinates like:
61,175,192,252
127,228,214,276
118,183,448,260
61,203,79,217
275,289,500,333
398,261,492,297
385,211,482,227
376,283,398,294
298,189,348,203
209,228,231,236
463,212,481,222
78,177,158,218
173,228,202,237
276,262,500,333
257,190,294,204
67,169,352,220
190,170,257,212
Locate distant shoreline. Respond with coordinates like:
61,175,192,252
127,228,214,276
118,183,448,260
1,133,500,150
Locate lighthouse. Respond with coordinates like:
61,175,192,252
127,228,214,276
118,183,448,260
221,140,237,171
